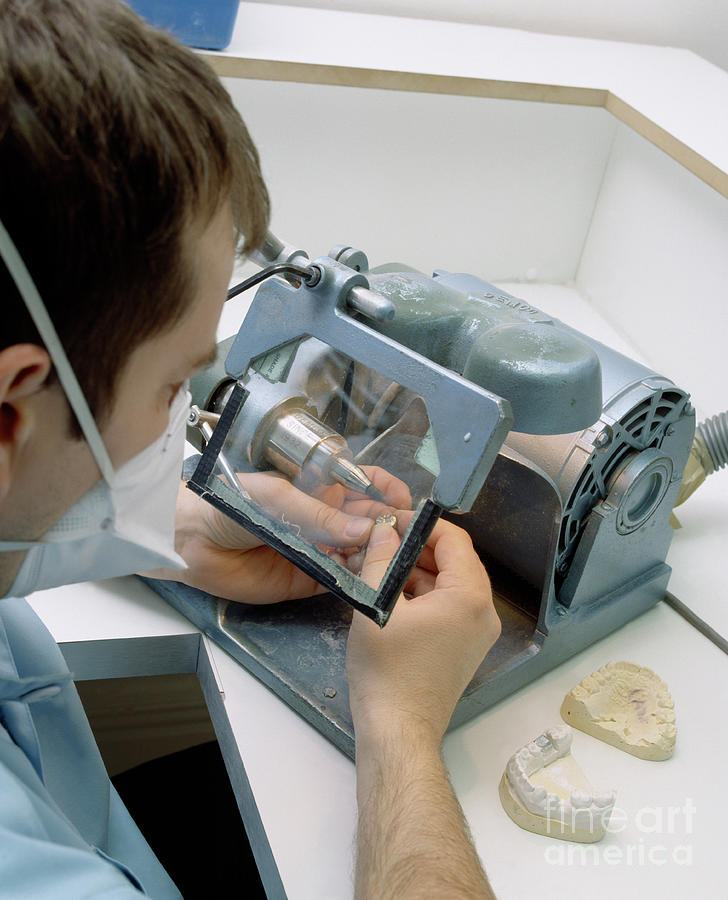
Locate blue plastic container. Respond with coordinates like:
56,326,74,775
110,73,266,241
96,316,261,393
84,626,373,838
127,1,240,51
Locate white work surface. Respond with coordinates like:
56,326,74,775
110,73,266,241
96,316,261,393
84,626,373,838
29,287,728,899
28,581,728,899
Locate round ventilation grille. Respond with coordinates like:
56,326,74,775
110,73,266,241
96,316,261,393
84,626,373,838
556,387,688,587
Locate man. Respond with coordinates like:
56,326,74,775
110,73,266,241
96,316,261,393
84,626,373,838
0,1,501,896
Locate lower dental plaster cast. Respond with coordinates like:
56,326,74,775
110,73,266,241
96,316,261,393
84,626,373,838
560,661,676,761
499,725,616,843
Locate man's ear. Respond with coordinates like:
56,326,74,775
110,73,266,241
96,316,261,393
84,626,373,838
0,344,51,401
0,344,52,498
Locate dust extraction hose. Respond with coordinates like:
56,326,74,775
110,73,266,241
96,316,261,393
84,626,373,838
698,411,728,472
667,410,728,651
675,409,728,507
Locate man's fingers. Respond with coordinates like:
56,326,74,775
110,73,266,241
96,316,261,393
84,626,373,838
386,513,484,583
339,498,394,520
432,524,488,590
240,473,375,547
359,522,401,589
306,498,373,546
360,466,412,509
405,566,437,597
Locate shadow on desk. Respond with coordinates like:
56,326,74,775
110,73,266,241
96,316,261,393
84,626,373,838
76,673,265,897
113,742,266,899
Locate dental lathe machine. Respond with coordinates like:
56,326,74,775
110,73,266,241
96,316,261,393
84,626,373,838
145,232,698,757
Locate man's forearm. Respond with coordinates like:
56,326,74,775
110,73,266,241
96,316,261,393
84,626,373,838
354,722,495,900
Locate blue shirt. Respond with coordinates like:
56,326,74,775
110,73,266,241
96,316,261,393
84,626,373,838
0,596,181,898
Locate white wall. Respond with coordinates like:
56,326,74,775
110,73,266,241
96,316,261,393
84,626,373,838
245,1,728,72
224,77,616,281
577,123,728,419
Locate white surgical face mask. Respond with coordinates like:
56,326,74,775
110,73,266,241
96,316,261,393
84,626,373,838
0,218,188,597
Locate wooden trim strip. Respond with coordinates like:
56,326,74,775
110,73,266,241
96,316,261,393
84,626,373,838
605,93,728,198
203,55,606,105
201,54,728,199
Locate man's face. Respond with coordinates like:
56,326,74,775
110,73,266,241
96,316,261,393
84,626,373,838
0,201,234,594
102,201,234,468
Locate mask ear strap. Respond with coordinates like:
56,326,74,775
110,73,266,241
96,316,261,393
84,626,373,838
0,219,115,486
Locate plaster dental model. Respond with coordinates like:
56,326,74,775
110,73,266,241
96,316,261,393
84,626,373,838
560,661,676,761
499,725,616,843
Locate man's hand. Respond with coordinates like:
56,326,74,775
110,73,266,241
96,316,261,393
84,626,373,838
146,468,410,605
347,515,501,745
347,516,500,900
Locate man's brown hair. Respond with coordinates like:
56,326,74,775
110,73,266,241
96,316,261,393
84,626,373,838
0,0,269,422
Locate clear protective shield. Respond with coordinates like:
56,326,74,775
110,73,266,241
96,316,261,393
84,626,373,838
189,336,443,624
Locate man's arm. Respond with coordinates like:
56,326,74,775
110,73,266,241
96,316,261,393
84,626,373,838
354,723,492,899
347,519,500,899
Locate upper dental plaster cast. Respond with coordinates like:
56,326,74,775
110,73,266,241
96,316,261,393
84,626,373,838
560,661,676,761
499,725,616,843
